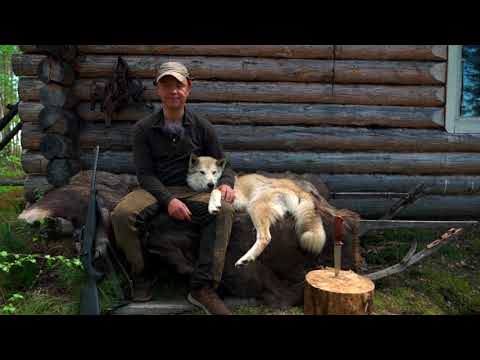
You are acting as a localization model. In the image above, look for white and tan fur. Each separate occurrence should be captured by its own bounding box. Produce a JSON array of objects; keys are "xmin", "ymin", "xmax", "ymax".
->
[{"xmin": 187, "ymin": 154, "xmax": 326, "ymax": 267}]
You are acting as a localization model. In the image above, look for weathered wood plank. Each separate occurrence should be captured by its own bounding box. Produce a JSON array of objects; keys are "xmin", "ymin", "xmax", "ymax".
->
[
  {"xmin": 21, "ymin": 151, "xmax": 480, "ymax": 176},
  {"xmin": 20, "ymin": 78, "xmax": 445, "ymax": 107},
  {"xmin": 19, "ymin": 101, "xmax": 444, "ymax": 128},
  {"xmin": 113, "ymin": 297, "xmax": 260, "ymax": 315},
  {"xmin": 19, "ymin": 45, "xmax": 447, "ymax": 61},
  {"xmin": 21, "ymin": 122, "xmax": 480, "ymax": 153},
  {"xmin": 13, "ymin": 54, "xmax": 447, "ymax": 85}
]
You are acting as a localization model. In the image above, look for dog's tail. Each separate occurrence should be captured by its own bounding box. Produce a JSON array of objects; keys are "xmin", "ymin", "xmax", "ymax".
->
[{"xmin": 292, "ymin": 193, "xmax": 326, "ymax": 254}]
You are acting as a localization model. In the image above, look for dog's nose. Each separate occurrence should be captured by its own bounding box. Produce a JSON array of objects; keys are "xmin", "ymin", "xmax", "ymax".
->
[{"xmin": 207, "ymin": 183, "xmax": 214, "ymax": 189}]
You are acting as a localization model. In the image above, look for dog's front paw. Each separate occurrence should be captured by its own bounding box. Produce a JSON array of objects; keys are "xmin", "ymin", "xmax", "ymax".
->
[
  {"xmin": 208, "ymin": 189, "xmax": 222, "ymax": 214},
  {"xmin": 235, "ymin": 255, "xmax": 255, "ymax": 268},
  {"xmin": 208, "ymin": 200, "xmax": 222, "ymax": 215}
]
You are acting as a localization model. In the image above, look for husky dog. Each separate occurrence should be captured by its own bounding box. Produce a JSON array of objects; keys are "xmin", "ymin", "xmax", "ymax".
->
[{"xmin": 186, "ymin": 154, "xmax": 327, "ymax": 267}]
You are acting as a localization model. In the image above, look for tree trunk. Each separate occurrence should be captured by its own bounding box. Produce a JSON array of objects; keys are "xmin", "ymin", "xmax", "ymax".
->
[{"xmin": 304, "ymin": 269, "xmax": 375, "ymax": 315}]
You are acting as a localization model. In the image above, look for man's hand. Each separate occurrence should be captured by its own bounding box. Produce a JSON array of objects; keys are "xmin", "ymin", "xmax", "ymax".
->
[
  {"xmin": 217, "ymin": 184, "xmax": 235, "ymax": 203},
  {"xmin": 167, "ymin": 198, "xmax": 192, "ymax": 222}
]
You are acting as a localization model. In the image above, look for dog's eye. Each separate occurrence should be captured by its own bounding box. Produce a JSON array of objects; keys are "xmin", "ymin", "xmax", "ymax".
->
[
  {"xmin": 213, "ymin": 171, "xmax": 217, "ymax": 175},
  {"xmin": 200, "ymin": 171, "xmax": 206, "ymax": 175}
]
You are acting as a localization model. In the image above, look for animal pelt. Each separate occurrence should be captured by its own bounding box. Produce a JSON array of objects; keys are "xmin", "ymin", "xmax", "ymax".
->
[
  {"xmin": 18, "ymin": 170, "xmax": 361, "ymax": 308},
  {"xmin": 147, "ymin": 199, "xmax": 361, "ymax": 308},
  {"xmin": 19, "ymin": 170, "xmax": 138, "ymax": 229}
]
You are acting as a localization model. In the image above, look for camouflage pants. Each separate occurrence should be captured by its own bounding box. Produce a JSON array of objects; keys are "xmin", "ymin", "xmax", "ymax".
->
[{"xmin": 111, "ymin": 187, "xmax": 234, "ymax": 290}]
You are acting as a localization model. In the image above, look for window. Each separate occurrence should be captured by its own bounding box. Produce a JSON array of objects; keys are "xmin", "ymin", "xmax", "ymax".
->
[{"xmin": 446, "ymin": 45, "xmax": 480, "ymax": 133}]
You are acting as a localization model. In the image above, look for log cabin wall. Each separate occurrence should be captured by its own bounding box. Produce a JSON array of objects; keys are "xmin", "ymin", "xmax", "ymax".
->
[{"xmin": 13, "ymin": 45, "xmax": 480, "ymax": 220}]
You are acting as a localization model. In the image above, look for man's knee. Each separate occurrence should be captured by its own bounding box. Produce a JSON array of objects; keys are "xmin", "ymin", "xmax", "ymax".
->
[{"xmin": 111, "ymin": 203, "xmax": 135, "ymax": 228}]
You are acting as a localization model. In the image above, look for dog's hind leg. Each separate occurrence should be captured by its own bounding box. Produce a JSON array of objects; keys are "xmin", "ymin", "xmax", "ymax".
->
[{"xmin": 235, "ymin": 198, "xmax": 284, "ymax": 267}]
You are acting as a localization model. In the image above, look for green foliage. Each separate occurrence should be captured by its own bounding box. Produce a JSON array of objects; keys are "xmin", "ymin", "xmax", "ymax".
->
[
  {"xmin": 0, "ymin": 45, "xmax": 21, "ymax": 157},
  {"xmin": 1, "ymin": 293, "xmax": 24, "ymax": 314},
  {"xmin": 0, "ymin": 154, "xmax": 24, "ymax": 179}
]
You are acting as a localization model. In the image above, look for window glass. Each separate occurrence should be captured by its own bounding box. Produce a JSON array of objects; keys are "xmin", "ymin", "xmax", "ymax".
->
[{"xmin": 461, "ymin": 45, "xmax": 480, "ymax": 117}]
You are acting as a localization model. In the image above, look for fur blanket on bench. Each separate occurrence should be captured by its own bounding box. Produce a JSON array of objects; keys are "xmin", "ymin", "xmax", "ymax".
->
[{"xmin": 19, "ymin": 170, "xmax": 361, "ymax": 308}]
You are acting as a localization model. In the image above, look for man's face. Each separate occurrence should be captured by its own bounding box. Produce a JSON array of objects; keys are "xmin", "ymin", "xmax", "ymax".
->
[{"xmin": 156, "ymin": 75, "xmax": 192, "ymax": 110}]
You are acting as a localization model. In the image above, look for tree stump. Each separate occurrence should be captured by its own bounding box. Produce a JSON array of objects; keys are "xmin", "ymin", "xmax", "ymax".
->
[{"xmin": 304, "ymin": 269, "xmax": 375, "ymax": 315}]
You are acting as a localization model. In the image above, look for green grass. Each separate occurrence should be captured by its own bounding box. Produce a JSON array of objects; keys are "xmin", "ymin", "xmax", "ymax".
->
[
  {"xmin": 0, "ymin": 154, "xmax": 25, "ymax": 179},
  {"xmin": 365, "ymin": 228, "xmax": 480, "ymax": 315}
]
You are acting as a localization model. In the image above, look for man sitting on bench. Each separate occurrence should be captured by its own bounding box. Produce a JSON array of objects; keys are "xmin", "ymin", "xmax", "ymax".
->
[{"xmin": 111, "ymin": 62, "xmax": 236, "ymax": 315}]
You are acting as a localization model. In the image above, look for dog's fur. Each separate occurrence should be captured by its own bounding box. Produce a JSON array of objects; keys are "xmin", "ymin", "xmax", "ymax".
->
[{"xmin": 186, "ymin": 154, "xmax": 327, "ymax": 267}]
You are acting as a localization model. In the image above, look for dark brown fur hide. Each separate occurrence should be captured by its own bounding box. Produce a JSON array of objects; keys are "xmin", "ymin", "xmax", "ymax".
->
[{"xmin": 25, "ymin": 171, "xmax": 360, "ymax": 308}]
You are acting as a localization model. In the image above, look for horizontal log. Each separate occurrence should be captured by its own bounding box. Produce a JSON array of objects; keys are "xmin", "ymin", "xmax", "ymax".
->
[
  {"xmin": 360, "ymin": 220, "xmax": 479, "ymax": 232},
  {"xmin": 13, "ymin": 54, "xmax": 446, "ymax": 85},
  {"xmin": 20, "ymin": 151, "xmax": 480, "ymax": 176},
  {"xmin": 25, "ymin": 46, "xmax": 78, "ymax": 62},
  {"xmin": 331, "ymin": 195, "xmax": 480, "ymax": 220},
  {"xmin": 18, "ymin": 101, "xmax": 444, "ymax": 128},
  {"xmin": 20, "ymin": 123, "xmax": 480, "ymax": 153},
  {"xmin": 322, "ymin": 174, "xmax": 480, "ymax": 195},
  {"xmin": 0, "ymin": 178, "xmax": 24, "ymax": 186},
  {"xmin": 19, "ymin": 45, "xmax": 448, "ymax": 61},
  {"xmin": 20, "ymin": 45, "xmax": 335, "ymax": 59},
  {"xmin": 20, "ymin": 78, "xmax": 445, "ymax": 107},
  {"xmin": 335, "ymin": 45, "xmax": 447, "ymax": 61}
]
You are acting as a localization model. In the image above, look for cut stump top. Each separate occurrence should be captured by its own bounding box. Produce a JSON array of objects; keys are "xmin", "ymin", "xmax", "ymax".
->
[{"xmin": 306, "ymin": 268, "xmax": 375, "ymax": 294}]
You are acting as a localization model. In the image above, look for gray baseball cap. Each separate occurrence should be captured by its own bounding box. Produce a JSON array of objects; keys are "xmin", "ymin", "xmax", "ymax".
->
[{"xmin": 153, "ymin": 61, "xmax": 191, "ymax": 86}]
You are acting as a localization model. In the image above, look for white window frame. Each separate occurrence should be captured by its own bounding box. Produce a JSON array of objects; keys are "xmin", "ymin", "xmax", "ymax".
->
[{"xmin": 446, "ymin": 45, "xmax": 480, "ymax": 133}]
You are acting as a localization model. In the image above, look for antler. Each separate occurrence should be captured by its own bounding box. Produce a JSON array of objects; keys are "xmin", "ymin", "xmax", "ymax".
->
[{"xmin": 364, "ymin": 228, "xmax": 464, "ymax": 281}]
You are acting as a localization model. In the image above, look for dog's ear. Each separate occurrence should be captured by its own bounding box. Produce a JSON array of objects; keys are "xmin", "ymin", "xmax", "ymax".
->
[
  {"xmin": 189, "ymin": 153, "xmax": 199, "ymax": 168},
  {"xmin": 216, "ymin": 158, "xmax": 226, "ymax": 170}
]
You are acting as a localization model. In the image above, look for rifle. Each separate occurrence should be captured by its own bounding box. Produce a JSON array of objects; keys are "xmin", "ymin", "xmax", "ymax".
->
[{"xmin": 79, "ymin": 145, "xmax": 104, "ymax": 315}]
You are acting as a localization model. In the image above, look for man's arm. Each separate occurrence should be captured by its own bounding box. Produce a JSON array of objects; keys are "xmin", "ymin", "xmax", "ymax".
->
[{"xmin": 133, "ymin": 124, "xmax": 174, "ymax": 210}]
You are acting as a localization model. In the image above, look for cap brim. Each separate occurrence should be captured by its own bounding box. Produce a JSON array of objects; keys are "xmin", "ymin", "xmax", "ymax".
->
[{"xmin": 154, "ymin": 71, "xmax": 188, "ymax": 85}]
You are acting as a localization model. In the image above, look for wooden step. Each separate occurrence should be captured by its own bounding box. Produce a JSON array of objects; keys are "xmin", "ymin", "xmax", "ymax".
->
[{"xmin": 113, "ymin": 297, "xmax": 260, "ymax": 315}]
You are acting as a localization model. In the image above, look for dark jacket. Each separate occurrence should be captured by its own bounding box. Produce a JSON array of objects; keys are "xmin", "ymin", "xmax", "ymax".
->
[{"xmin": 132, "ymin": 106, "xmax": 236, "ymax": 210}]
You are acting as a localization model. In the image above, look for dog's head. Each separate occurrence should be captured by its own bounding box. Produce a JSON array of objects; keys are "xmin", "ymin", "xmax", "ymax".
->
[{"xmin": 186, "ymin": 153, "xmax": 226, "ymax": 192}]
